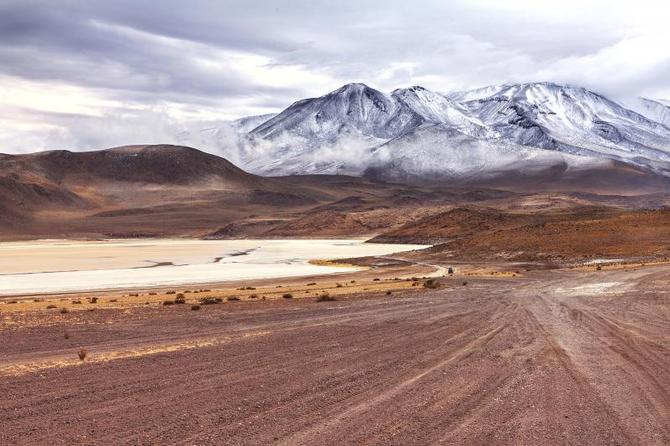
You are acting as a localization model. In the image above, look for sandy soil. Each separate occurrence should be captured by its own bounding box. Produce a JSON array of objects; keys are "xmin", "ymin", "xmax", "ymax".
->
[{"xmin": 1, "ymin": 264, "xmax": 669, "ymax": 445}]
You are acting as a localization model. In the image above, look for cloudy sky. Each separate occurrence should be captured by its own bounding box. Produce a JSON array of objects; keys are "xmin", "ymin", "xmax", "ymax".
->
[{"xmin": 1, "ymin": 0, "xmax": 669, "ymax": 153}]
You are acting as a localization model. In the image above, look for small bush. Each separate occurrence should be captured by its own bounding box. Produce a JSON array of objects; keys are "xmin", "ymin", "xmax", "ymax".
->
[
  {"xmin": 596, "ymin": 265, "xmax": 602, "ymax": 271},
  {"xmin": 200, "ymin": 297, "xmax": 222, "ymax": 305},
  {"xmin": 174, "ymin": 296, "xmax": 186, "ymax": 304},
  {"xmin": 316, "ymin": 293, "xmax": 336, "ymax": 302},
  {"xmin": 90, "ymin": 297, "xmax": 98, "ymax": 304},
  {"xmin": 462, "ymin": 281, "xmax": 468, "ymax": 286},
  {"xmin": 191, "ymin": 304, "xmax": 201, "ymax": 311},
  {"xmin": 110, "ymin": 299, "xmax": 118, "ymax": 303},
  {"xmin": 166, "ymin": 291, "xmax": 176, "ymax": 295},
  {"xmin": 77, "ymin": 348, "xmax": 87, "ymax": 361},
  {"xmin": 60, "ymin": 307, "xmax": 69, "ymax": 314},
  {"xmin": 72, "ymin": 300, "xmax": 82, "ymax": 305},
  {"xmin": 148, "ymin": 292, "xmax": 157, "ymax": 295},
  {"xmin": 282, "ymin": 293, "xmax": 293, "ymax": 299},
  {"xmin": 336, "ymin": 283, "xmax": 343, "ymax": 288},
  {"xmin": 423, "ymin": 279, "xmax": 439, "ymax": 289},
  {"xmin": 386, "ymin": 291, "xmax": 392, "ymax": 295},
  {"xmin": 249, "ymin": 294, "xmax": 258, "ymax": 299},
  {"xmin": 163, "ymin": 300, "xmax": 175, "ymax": 306},
  {"xmin": 306, "ymin": 282, "xmax": 317, "ymax": 286},
  {"xmin": 227, "ymin": 296, "xmax": 240, "ymax": 302},
  {"xmin": 46, "ymin": 304, "xmax": 57, "ymax": 309},
  {"xmin": 373, "ymin": 278, "xmax": 380, "ymax": 281},
  {"xmin": 448, "ymin": 267, "xmax": 454, "ymax": 274}
]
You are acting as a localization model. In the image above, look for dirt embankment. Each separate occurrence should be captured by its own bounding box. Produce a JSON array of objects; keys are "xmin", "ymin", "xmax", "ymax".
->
[{"xmin": 371, "ymin": 206, "xmax": 670, "ymax": 262}]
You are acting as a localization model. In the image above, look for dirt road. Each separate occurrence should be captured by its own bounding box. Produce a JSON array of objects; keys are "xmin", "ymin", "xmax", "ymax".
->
[{"xmin": 1, "ymin": 266, "xmax": 669, "ymax": 445}]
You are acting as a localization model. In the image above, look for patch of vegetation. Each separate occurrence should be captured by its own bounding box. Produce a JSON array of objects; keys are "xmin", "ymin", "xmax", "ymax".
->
[
  {"xmin": 423, "ymin": 279, "xmax": 439, "ymax": 289},
  {"xmin": 72, "ymin": 300, "xmax": 82, "ymax": 305},
  {"xmin": 77, "ymin": 348, "xmax": 87, "ymax": 361},
  {"xmin": 306, "ymin": 282, "xmax": 317, "ymax": 286},
  {"xmin": 448, "ymin": 267, "xmax": 454, "ymax": 274},
  {"xmin": 110, "ymin": 299, "xmax": 118, "ymax": 303},
  {"xmin": 316, "ymin": 293, "xmax": 336, "ymax": 302},
  {"xmin": 462, "ymin": 281, "xmax": 468, "ymax": 286},
  {"xmin": 46, "ymin": 304, "xmax": 57, "ymax": 309},
  {"xmin": 386, "ymin": 291, "xmax": 392, "ymax": 295},
  {"xmin": 227, "ymin": 296, "xmax": 240, "ymax": 302},
  {"xmin": 166, "ymin": 291, "xmax": 176, "ymax": 295},
  {"xmin": 163, "ymin": 300, "xmax": 175, "ymax": 306},
  {"xmin": 89, "ymin": 297, "xmax": 98, "ymax": 304},
  {"xmin": 373, "ymin": 278, "xmax": 380, "ymax": 281},
  {"xmin": 282, "ymin": 293, "xmax": 293, "ymax": 299},
  {"xmin": 200, "ymin": 297, "xmax": 223, "ymax": 305},
  {"xmin": 174, "ymin": 295, "xmax": 186, "ymax": 304},
  {"xmin": 191, "ymin": 304, "xmax": 201, "ymax": 311},
  {"xmin": 60, "ymin": 307, "xmax": 69, "ymax": 314},
  {"xmin": 249, "ymin": 294, "xmax": 258, "ymax": 299}
]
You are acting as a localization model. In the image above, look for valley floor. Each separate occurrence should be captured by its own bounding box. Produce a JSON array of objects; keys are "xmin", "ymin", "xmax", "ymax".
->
[{"xmin": 1, "ymin": 263, "xmax": 669, "ymax": 445}]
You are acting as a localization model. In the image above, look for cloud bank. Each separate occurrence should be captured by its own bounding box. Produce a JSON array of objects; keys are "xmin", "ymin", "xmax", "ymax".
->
[{"xmin": 0, "ymin": 0, "xmax": 668, "ymax": 154}]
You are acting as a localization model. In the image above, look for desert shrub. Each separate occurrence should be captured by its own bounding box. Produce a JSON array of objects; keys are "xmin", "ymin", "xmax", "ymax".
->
[
  {"xmin": 77, "ymin": 348, "xmax": 87, "ymax": 361},
  {"xmin": 60, "ymin": 307, "xmax": 69, "ymax": 314},
  {"xmin": 174, "ymin": 295, "xmax": 186, "ymax": 304},
  {"xmin": 64, "ymin": 332, "xmax": 70, "ymax": 339},
  {"xmin": 72, "ymin": 300, "xmax": 82, "ymax": 305},
  {"xmin": 200, "ymin": 297, "xmax": 222, "ymax": 305},
  {"xmin": 163, "ymin": 300, "xmax": 175, "ymax": 306},
  {"xmin": 350, "ymin": 280, "xmax": 356, "ymax": 283},
  {"xmin": 316, "ymin": 293, "xmax": 336, "ymax": 302},
  {"xmin": 90, "ymin": 297, "xmax": 98, "ymax": 304},
  {"xmin": 46, "ymin": 304, "xmax": 57, "ymax": 309},
  {"xmin": 373, "ymin": 278, "xmax": 380, "ymax": 281},
  {"xmin": 596, "ymin": 265, "xmax": 602, "ymax": 271},
  {"xmin": 462, "ymin": 281, "xmax": 468, "ymax": 286},
  {"xmin": 249, "ymin": 294, "xmax": 258, "ymax": 299},
  {"xmin": 282, "ymin": 293, "xmax": 293, "ymax": 299},
  {"xmin": 148, "ymin": 292, "xmax": 157, "ymax": 296},
  {"xmin": 423, "ymin": 279, "xmax": 439, "ymax": 289},
  {"xmin": 166, "ymin": 290, "xmax": 176, "ymax": 295},
  {"xmin": 386, "ymin": 291, "xmax": 392, "ymax": 295},
  {"xmin": 227, "ymin": 296, "xmax": 240, "ymax": 302},
  {"xmin": 191, "ymin": 304, "xmax": 201, "ymax": 311},
  {"xmin": 336, "ymin": 283, "xmax": 343, "ymax": 288},
  {"xmin": 448, "ymin": 267, "xmax": 454, "ymax": 274},
  {"xmin": 245, "ymin": 286, "xmax": 255, "ymax": 290},
  {"xmin": 307, "ymin": 282, "xmax": 317, "ymax": 286}
]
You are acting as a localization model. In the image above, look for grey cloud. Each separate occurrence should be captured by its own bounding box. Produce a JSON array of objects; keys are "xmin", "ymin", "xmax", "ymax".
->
[{"xmin": 0, "ymin": 0, "xmax": 668, "ymax": 154}]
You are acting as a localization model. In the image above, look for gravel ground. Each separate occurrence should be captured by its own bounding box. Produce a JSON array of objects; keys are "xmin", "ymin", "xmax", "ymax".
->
[{"xmin": 1, "ymin": 266, "xmax": 669, "ymax": 445}]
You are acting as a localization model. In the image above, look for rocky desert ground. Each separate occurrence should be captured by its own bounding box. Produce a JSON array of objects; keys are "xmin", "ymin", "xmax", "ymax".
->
[
  {"xmin": 2, "ymin": 145, "xmax": 670, "ymax": 445},
  {"xmin": 1, "ymin": 260, "xmax": 669, "ymax": 445}
]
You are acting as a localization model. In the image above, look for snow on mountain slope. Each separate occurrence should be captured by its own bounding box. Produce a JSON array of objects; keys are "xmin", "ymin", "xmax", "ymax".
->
[
  {"xmin": 453, "ymin": 83, "xmax": 670, "ymax": 172},
  {"xmin": 630, "ymin": 98, "xmax": 670, "ymax": 128},
  {"xmin": 185, "ymin": 82, "xmax": 670, "ymax": 183}
]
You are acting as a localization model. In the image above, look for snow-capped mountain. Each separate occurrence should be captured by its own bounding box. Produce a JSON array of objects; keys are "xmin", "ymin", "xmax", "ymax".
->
[{"xmin": 187, "ymin": 82, "xmax": 670, "ymax": 183}]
